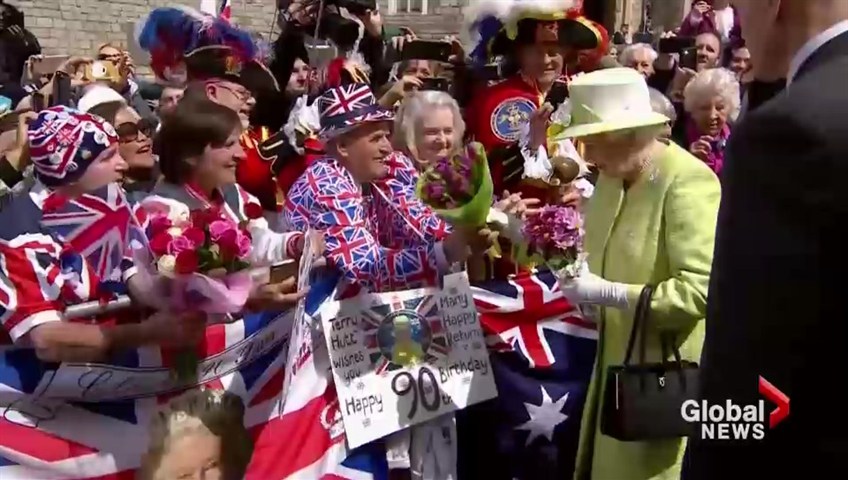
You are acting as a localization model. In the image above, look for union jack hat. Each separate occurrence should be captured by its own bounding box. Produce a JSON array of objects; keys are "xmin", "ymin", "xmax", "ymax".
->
[
  {"xmin": 316, "ymin": 83, "xmax": 394, "ymax": 140},
  {"xmin": 27, "ymin": 106, "xmax": 119, "ymax": 187}
]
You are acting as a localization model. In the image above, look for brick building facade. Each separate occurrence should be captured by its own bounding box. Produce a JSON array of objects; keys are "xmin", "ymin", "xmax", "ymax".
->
[{"xmin": 7, "ymin": 0, "xmax": 688, "ymax": 62}]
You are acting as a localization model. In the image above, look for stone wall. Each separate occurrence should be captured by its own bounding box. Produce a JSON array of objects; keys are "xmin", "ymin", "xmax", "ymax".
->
[{"xmin": 6, "ymin": 0, "xmax": 281, "ymax": 58}]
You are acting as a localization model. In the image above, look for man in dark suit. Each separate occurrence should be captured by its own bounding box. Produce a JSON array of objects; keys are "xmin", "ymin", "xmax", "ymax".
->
[{"xmin": 685, "ymin": 1, "xmax": 848, "ymax": 479}]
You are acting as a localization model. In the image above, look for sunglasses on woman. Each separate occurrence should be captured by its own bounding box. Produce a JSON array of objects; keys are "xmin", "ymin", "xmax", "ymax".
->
[{"xmin": 115, "ymin": 118, "xmax": 155, "ymax": 143}]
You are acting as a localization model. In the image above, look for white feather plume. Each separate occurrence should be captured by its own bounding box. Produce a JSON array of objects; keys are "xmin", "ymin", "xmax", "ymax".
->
[{"xmin": 462, "ymin": 0, "xmax": 578, "ymax": 59}]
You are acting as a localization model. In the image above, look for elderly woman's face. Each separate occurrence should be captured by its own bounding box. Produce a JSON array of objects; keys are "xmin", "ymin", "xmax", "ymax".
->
[
  {"xmin": 580, "ymin": 131, "xmax": 652, "ymax": 179},
  {"xmin": 417, "ymin": 106, "xmax": 455, "ymax": 165},
  {"xmin": 156, "ymin": 430, "xmax": 223, "ymax": 480},
  {"xmin": 692, "ymin": 94, "xmax": 729, "ymax": 137}
]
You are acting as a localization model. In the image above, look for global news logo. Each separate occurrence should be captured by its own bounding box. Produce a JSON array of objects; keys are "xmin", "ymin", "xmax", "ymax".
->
[{"xmin": 681, "ymin": 376, "xmax": 790, "ymax": 440}]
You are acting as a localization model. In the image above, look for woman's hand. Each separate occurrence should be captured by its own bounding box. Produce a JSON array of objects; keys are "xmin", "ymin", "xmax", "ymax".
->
[
  {"xmin": 145, "ymin": 311, "xmax": 207, "ymax": 348},
  {"xmin": 246, "ymin": 277, "xmax": 308, "ymax": 311},
  {"xmin": 379, "ymin": 75, "xmax": 422, "ymax": 107},
  {"xmin": 494, "ymin": 191, "xmax": 541, "ymax": 220},
  {"xmin": 667, "ymin": 67, "xmax": 697, "ymax": 103},
  {"xmin": 689, "ymin": 136, "xmax": 713, "ymax": 162},
  {"xmin": 529, "ymin": 103, "xmax": 554, "ymax": 151},
  {"xmin": 557, "ymin": 264, "xmax": 631, "ymax": 310}
]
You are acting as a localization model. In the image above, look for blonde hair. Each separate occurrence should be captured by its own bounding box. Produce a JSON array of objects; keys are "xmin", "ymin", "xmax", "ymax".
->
[
  {"xmin": 683, "ymin": 68, "xmax": 741, "ymax": 119},
  {"xmin": 139, "ymin": 389, "xmax": 253, "ymax": 480},
  {"xmin": 393, "ymin": 90, "xmax": 465, "ymax": 161}
]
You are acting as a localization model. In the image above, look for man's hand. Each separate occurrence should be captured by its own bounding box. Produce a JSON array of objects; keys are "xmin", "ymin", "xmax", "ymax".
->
[
  {"xmin": 529, "ymin": 103, "xmax": 554, "ymax": 150},
  {"xmin": 690, "ymin": 136, "xmax": 713, "ymax": 161},
  {"xmin": 692, "ymin": 0, "xmax": 711, "ymax": 15},
  {"xmin": 357, "ymin": 9, "xmax": 383, "ymax": 38},
  {"xmin": 554, "ymin": 182, "xmax": 583, "ymax": 207},
  {"xmin": 145, "ymin": 311, "xmax": 207, "ymax": 348},
  {"xmin": 247, "ymin": 277, "xmax": 308, "ymax": 311},
  {"xmin": 4, "ymin": 111, "xmax": 37, "ymax": 170}
]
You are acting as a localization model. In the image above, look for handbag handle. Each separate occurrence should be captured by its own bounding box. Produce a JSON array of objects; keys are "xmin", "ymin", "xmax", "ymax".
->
[
  {"xmin": 622, "ymin": 285, "xmax": 654, "ymax": 367},
  {"xmin": 660, "ymin": 333, "xmax": 690, "ymax": 389}
]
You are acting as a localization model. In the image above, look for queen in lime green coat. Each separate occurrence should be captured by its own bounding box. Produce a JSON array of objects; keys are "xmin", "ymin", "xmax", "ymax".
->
[
  {"xmin": 567, "ymin": 136, "xmax": 720, "ymax": 480},
  {"xmin": 547, "ymin": 67, "xmax": 720, "ymax": 479}
]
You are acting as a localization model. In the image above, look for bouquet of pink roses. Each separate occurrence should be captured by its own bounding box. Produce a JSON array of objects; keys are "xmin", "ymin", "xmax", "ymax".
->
[
  {"xmin": 518, "ymin": 204, "xmax": 587, "ymax": 279},
  {"xmin": 140, "ymin": 203, "xmax": 262, "ymax": 380}
]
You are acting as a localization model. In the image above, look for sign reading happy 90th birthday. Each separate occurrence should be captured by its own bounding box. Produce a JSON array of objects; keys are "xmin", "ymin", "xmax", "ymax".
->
[{"xmin": 318, "ymin": 272, "xmax": 497, "ymax": 448}]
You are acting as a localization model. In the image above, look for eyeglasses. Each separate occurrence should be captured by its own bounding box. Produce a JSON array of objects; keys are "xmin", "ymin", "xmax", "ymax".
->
[
  {"xmin": 211, "ymin": 82, "xmax": 252, "ymax": 102},
  {"xmin": 115, "ymin": 118, "xmax": 155, "ymax": 143}
]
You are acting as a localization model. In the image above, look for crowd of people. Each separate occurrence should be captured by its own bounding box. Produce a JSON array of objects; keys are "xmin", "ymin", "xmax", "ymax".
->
[{"xmin": 0, "ymin": 0, "xmax": 847, "ymax": 478}]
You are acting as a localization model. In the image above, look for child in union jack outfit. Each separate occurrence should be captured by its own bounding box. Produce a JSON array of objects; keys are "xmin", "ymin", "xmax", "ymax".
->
[{"xmin": 0, "ymin": 106, "xmax": 204, "ymax": 359}]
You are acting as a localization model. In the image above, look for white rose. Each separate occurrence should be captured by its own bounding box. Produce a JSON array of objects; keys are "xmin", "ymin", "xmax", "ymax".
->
[
  {"xmin": 168, "ymin": 205, "xmax": 190, "ymax": 224},
  {"xmin": 157, "ymin": 254, "xmax": 177, "ymax": 276},
  {"xmin": 167, "ymin": 227, "xmax": 183, "ymax": 237}
]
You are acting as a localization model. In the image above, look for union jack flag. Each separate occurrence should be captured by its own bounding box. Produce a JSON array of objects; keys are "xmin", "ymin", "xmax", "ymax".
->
[
  {"xmin": 40, "ymin": 184, "xmax": 136, "ymax": 284},
  {"xmin": 0, "ymin": 309, "xmax": 300, "ymax": 479},
  {"xmin": 316, "ymin": 84, "xmax": 376, "ymax": 118}
]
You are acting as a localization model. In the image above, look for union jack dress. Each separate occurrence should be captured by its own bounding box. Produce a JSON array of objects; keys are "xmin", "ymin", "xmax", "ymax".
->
[{"xmin": 283, "ymin": 155, "xmax": 451, "ymax": 293}]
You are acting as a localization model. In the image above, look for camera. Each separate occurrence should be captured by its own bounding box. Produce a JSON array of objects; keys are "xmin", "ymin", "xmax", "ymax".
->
[{"xmin": 278, "ymin": 0, "xmax": 376, "ymax": 51}]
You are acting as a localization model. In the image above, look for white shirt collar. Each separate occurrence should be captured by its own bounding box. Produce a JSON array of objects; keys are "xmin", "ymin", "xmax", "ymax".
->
[{"xmin": 788, "ymin": 19, "xmax": 848, "ymax": 85}]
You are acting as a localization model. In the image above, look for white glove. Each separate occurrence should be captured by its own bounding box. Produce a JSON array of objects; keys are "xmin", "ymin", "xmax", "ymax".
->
[{"xmin": 557, "ymin": 263, "xmax": 631, "ymax": 310}]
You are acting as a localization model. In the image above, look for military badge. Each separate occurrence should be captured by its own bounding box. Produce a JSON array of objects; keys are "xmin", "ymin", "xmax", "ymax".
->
[{"xmin": 490, "ymin": 97, "xmax": 536, "ymax": 142}]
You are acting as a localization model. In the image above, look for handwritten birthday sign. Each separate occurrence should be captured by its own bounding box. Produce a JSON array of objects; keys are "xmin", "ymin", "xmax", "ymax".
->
[{"xmin": 318, "ymin": 272, "xmax": 497, "ymax": 448}]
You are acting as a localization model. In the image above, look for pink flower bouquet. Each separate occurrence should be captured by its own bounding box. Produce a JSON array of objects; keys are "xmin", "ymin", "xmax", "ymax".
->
[{"xmin": 518, "ymin": 204, "xmax": 587, "ymax": 279}]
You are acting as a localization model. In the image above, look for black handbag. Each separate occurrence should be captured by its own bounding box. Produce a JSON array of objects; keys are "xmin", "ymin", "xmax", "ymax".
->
[{"xmin": 600, "ymin": 285, "xmax": 700, "ymax": 441}]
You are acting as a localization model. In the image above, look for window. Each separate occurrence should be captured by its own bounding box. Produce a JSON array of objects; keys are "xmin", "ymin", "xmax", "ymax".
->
[{"xmin": 387, "ymin": 0, "xmax": 429, "ymax": 14}]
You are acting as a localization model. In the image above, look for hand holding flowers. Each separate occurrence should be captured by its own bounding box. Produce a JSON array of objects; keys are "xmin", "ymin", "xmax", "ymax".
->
[{"xmin": 518, "ymin": 204, "xmax": 587, "ymax": 279}]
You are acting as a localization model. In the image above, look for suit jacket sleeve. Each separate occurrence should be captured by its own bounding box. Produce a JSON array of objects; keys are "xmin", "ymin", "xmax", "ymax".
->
[{"xmin": 646, "ymin": 163, "xmax": 720, "ymax": 331}]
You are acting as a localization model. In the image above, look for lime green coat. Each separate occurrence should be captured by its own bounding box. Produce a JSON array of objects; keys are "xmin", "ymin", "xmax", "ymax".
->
[{"xmin": 574, "ymin": 142, "xmax": 721, "ymax": 480}]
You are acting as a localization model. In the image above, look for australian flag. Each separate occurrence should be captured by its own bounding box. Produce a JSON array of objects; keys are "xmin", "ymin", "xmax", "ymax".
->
[{"xmin": 458, "ymin": 270, "xmax": 598, "ymax": 479}]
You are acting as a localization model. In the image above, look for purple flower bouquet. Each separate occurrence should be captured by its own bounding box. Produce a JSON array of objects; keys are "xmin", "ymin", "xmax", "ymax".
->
[
  {"xmin": 417, "ymin": 143, "xmax": 494, "ymax": 227},
  {"xmin": 519, "ymin": 205, "xmax": 587, "ymax": 278}
]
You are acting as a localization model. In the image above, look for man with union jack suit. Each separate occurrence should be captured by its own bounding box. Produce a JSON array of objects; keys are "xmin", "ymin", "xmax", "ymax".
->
[
  {"xmin": 0, "ymin": 106, "xmax": 203, "ymax": 359},
  {"xmin": 283, "ymin": 83, "xmax": 480, "ymax": 295}
]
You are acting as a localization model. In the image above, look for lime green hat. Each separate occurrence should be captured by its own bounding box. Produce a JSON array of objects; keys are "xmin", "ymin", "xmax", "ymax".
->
[{"xmin": 553, "ymin": 67, "xmax": 669, "ymax": 140}]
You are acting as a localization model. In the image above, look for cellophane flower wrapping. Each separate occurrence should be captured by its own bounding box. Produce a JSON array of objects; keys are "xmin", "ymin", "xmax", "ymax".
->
[
  {"xmin": 517, "ymin": 204, "xmax": 587, "ymax": 279},
  {"xmin": 139, "ymin": 203, "xmax": 263, "ymax": 382},
  {"xmin": 416, "ymin": 142, "xmax": 494, "ymax": 227}
]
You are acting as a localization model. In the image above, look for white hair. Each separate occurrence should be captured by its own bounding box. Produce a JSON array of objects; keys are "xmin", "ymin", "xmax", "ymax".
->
[
  {"xmin": 393, "ymin": 90, "xmax": 465, "ymax": 160},
  {"xmin": 618, "ymin": 43, "xmax": 658, "ymax": 68},
  {"xmin": 683, "ymin": 68, "xmax": 741, "ymax": 119}
]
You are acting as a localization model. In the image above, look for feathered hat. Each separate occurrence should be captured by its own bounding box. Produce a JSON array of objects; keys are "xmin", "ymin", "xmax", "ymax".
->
[
  {"xmin": 463, "ymin": 0, "xmax": 604, "ymax": 64},
  {"xmin": 136, "ymin": 6, "xmax": 257, "ymax": 85}
]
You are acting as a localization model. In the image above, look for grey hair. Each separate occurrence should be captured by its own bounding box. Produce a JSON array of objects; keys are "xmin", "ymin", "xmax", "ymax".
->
[
  {"xmin": 683, "ymin": 67, "xmax": 741, "ymax": 119},
  {"xmin": 618, "ymin": 43, "xmax": 658, "ymax": 68},
  {"xmin": 648, "ymin": 87, "xmax": 677, "ymax": 124},
  {"xmin": 393, "ymin": 90, "xmax": 465, "ymax": 160}
]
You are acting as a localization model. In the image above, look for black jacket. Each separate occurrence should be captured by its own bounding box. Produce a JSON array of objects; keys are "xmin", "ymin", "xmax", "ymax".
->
[{"xmin": 685, "ymin": 30, "xmax": 848, "ymax": 479}]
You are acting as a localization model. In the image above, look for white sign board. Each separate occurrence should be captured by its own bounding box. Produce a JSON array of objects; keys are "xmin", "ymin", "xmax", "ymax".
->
[{"xmin": 319, "ymin": 272, "xmax": 497, "ymax": 449}]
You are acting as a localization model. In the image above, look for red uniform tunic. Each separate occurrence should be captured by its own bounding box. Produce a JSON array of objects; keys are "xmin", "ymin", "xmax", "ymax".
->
[{"xmin": 236, "ymin": 126, "xmax": 281, "ymax": 214}]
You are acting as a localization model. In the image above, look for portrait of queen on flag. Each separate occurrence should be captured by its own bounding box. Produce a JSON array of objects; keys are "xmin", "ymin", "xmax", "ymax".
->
[{"xmin": 0, "ymin": 0, "xmax": 605, "ymax": 479}]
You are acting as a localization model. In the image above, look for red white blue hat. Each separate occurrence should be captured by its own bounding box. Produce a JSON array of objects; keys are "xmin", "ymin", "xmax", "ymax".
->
[
  {"xmin": 316, "ymin": 83, "xmax": 394, "ymax": 140},
  {"xmin": 28, "ymin": 106, "xmax": 119, "ymax": 187}
]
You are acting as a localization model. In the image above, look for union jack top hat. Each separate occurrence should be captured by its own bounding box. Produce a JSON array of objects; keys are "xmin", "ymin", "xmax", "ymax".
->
[{"xmin": 316, "ymin": 83, "xmax": 394, "ymax": 140}]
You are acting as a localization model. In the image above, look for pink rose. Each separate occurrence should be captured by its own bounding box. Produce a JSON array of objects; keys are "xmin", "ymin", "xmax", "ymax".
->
[
  {"xmin": 148, "ymin": 214, "xmax": 172, "ymax": 239},
  {"xmin": 167, "ymin": 235, "xmax": 195, "ymax": 256},
  {"xmin": 236, "ymin": 231, "xmax": 251, "ymax": 259},
  {"xmin": 209, "ymin": 219, "xmax": 236, "ymax": 242}
]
